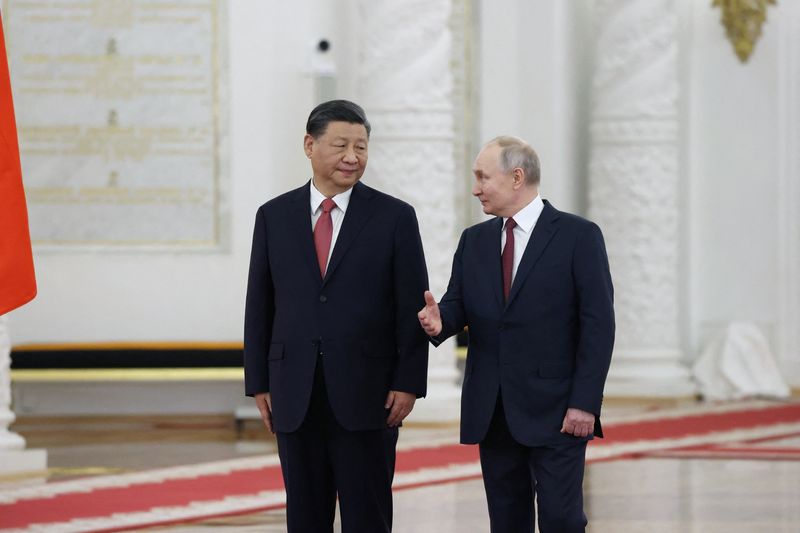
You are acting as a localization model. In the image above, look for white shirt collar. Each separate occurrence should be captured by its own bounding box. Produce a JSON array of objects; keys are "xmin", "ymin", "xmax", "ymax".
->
[
  {"xmin": 310, "ymin": 179, "xmax": 353, "ymax": 214},
  {"xmin": 504, "ymin": 195, "xmax": 544, "ymax": 233}
]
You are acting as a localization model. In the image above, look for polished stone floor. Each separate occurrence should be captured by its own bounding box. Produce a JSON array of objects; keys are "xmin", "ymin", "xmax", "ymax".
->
[
  {"xmin": 6, "ymin": 405, "xmax": 800, "ymax": 532},
  {"xmin": 149, "ymin": 445, "xmax": 800, "ymax": 533}
]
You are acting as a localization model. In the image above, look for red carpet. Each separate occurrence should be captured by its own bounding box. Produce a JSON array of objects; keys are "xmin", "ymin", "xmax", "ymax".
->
[
  {"xmin": 643, "ymin": 431, "xmax": 800, "ymax": 461},
  {"xmin": 1, "ymin": 400, "xmax": 799, "ymax": 532}
]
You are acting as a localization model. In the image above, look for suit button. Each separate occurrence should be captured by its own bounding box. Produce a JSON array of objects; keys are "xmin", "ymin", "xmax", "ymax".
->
[
  {"xmin": 319, "ymin": 295, "xmax": 327, "ymax": 303},
  {"xmin": 498, "ymin": 324, "xmax": 505, "ymax": 331}
]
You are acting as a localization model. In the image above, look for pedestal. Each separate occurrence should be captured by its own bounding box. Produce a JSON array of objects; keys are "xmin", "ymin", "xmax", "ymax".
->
[{"xmin": 0, "ymin": 316, "xmax": 47, "ymax": 474}]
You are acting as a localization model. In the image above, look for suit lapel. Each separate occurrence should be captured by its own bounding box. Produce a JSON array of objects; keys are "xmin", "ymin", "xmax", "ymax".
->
[
  {"xmin": 479, "ymin": 217, "xmax": 505, "ymax": 310},
  {"xmin": 288, "ymin": 183, "xmax": 322, "ymax": 283},
  {"xmin": 322, "ymin": 181, "xmax": 374, "ymax": 286},
  {"xmin": 506, "ymin": 201, "xmax": 560, "ymax": 308}
]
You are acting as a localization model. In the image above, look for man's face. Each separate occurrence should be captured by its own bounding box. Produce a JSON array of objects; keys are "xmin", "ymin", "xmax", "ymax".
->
[
  {"xmin": 304, "ymin": 121, "xmax": 368, "ymax": 196},
  {"xmin": 472, "ymin": 144, "xmax": 516, "ymax": 217}
]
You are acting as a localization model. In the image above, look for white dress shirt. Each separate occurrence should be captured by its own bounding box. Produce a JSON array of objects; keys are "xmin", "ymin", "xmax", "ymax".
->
[
  {"xmin": 501, "ymin": 195, "xmax": 544, "ymax": 283},
  {"xmin": 310, "ymin": 179, "xmax": 353, "ymax": 267}
]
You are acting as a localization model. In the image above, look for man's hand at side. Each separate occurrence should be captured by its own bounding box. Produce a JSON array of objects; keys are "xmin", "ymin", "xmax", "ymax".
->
[
  {"xmin": 417, "ymin": 290, "xmax": 442, "ymax": 337},
  {"xmin": 560, "ymin": 407, "xmax": 595, "ymax": 438},
  {"xmin": 385, "ymin": 390, "xmax": 416, "ymax": 427},
  {"xmin": 254, "ymin": 392, "xmax": 273, "ymax": 433}
]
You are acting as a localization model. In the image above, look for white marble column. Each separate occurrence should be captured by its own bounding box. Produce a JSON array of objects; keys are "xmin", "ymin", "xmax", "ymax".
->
[
  {"xmin": 588, "ymin": 0, "xmax": 695, "ymax": 397},
  {"xmin": 0, "ymin": 316, "xmax": 47, "ymax": 474},
  {"xmin": 357, "ymin": 0, "xmax": 461, "ymax": 421}
]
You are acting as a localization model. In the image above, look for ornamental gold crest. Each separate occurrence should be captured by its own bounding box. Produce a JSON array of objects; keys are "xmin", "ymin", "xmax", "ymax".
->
[{"xmin": 713, "ymin": 0, "xmax": 776, "ymax": 62}]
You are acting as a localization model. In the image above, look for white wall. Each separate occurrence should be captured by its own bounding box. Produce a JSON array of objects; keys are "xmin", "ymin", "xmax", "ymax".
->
[
  {"xmin": 686, "ymin": 2, "xmax": 782, "ymax": 366},
  {"xmin": 10, "ymin": 0, "xmax": 596, "ymax": 347},
  {"xmin": 6, "ymin": 0, "xmax": 797, "ymax": 391},
  {"xmin": 7, "ymin": 2, "xmax": 323, "ymax": 347},
  {"xmin": 776, "ymin": 3, "xmax": 800, "ymax": 386},
  {"xmin": 476, "ymin": 0, "xmax": 592, "ymax": 220}
]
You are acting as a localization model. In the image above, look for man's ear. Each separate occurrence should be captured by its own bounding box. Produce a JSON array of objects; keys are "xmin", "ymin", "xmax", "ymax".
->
[
  {"xmin": 303, "ymin": 134, "xmax": 314, "ymax": 158},
  {"xmin": 512, "ymin": 167, "xmax": 525, "ymax": 188}
]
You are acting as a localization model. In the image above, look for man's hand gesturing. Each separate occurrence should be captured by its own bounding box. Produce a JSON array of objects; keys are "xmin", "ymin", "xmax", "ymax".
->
[{"xmin": 417, "ymin": 290, "xmax": 442, "ymax": 337}]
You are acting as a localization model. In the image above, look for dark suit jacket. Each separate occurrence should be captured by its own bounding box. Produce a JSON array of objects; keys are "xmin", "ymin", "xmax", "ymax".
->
[
  {"xmin": 436, "ymin": 200, "xmax": 614, "ymax": 446},
  {"xmin": 244, "ymin": 181, "xmax": 429, "ymax": 433}
]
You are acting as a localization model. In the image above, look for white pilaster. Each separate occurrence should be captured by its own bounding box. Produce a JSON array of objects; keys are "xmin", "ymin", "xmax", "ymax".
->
[
  {"xmin": 0, "ymin": 316, "xmax": 47, "ymax": 474},
  {"xmin": 357, "ymin": 0, "xmax": 461, "ymax": 421},
  {"xmin": 778, "ymin": 2, "xmax": 800, "ymax": 387},
  {"xmin": 588, "ymin": 0, "xmax": 695, "ymax": 397}
]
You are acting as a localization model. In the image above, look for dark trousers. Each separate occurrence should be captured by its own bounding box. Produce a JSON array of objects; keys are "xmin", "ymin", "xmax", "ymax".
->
[
  {"xmin": 479, "ymin": 395, "xmax": 588, "ymax": 533},
  {"xmin": 276, "ymin": 356, "xmax": 399, "ymax": 533}
]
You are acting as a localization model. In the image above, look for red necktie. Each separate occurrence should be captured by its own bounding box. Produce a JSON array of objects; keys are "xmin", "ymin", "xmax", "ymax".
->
[
  {"xmin": 314, "ymin": 198, "xmax": 336, "ymax": 276},
  {"xmin": 502, "ymin": 218, "xmax": 516, "ymax": 301}
]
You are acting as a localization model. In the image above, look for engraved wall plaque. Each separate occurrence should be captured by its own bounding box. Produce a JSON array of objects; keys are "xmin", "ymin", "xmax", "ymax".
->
[{"xmin": 4, "ymin": 0, "xmax": 227, "ymax": 248}]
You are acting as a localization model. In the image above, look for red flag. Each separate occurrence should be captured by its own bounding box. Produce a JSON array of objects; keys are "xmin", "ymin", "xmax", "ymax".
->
[{"xmin": 0, "ymin": 13, "xmax": 36, "ymax": 315}]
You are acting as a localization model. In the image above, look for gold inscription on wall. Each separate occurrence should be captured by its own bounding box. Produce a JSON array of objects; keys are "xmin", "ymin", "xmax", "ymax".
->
[{"xmin": 6, "ymin": 0, "xmax": 223, "ymax": 246}]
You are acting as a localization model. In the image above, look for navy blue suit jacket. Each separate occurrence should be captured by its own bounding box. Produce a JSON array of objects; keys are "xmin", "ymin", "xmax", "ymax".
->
[
  {"xmin": 244, "ymin": 181, "xmax": 429, "ymax": 433},
  {"xmin": 436, "ymin": 201, "xmax": 614, "ymax": 446}
]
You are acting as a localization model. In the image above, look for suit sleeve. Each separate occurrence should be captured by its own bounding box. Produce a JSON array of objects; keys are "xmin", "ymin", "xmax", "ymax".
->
[
  {"xmin": 431, "ymin": 229, "xmax": 468, "ymax": 346},
  {"xmin": 389, "ymin": 204, "xmax": 430, "ymax": 397},
  {"xmin": 568, "ymin": 222, "xmax": 615, "ymax": 416},
  {"xmin": 243, "ymin": 206, "xmax": 275, "ymax": 397}
]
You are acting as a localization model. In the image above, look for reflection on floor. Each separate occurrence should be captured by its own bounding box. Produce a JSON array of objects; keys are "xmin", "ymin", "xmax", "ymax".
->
[{"xmin": 5, "ymin": 401, "xmax": 800, "ymax": 532}]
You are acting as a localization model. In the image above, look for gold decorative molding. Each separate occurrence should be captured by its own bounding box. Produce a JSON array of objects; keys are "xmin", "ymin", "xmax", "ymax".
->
[{"xmin": 713, "ymin": 0, "xmax": 776, "ymax": 62}]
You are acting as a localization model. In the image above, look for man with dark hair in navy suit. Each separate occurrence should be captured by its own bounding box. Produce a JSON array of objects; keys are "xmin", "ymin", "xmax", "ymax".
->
[
  {"xmin": 418, "ymin": 136, "xmax": 615, "ymax": 533},
  {"xmin": 244, "ymin": 99, "xmax": 429, "ymax": 533}
]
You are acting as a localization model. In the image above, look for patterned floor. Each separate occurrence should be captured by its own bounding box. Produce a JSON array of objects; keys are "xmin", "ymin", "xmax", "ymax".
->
[{"xmin": 2, "ymin": 399, "xmax": 800, "ymax": 532}]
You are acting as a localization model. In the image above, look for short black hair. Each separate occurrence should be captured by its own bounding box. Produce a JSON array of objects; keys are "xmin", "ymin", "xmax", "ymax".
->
[{"xmin": 306, "ymin": 99, "xmax": 371, "ymax": 139}]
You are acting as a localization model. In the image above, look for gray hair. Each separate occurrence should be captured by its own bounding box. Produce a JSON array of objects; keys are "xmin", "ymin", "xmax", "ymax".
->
[{"xmin": 488, "ymin": 136, "xmax": 540, "ymax": 185}]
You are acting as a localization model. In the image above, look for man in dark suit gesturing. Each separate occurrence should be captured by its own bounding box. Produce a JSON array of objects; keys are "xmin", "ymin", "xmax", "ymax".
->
[
  {"xmin": 245, "ymin": 100, "xmax": 429, "ymax": 533},
  {"xmin": 418, "ymin": 136, "xmax": 614, "ymax": 533}
]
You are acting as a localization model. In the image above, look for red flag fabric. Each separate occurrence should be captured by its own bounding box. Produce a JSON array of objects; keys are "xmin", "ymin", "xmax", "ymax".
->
[{"xmin": 0, "ymin": 13, "xmax": 37, "ymax": 315}]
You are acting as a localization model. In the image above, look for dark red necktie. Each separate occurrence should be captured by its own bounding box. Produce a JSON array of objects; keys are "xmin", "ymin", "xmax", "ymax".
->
[
  {"xmin": 314, "ymin": 198, "xmax": 336, "ymax": 276},
  {"xmin": 502, "ymin": 218, "xmax": 516, "ymax": 301}
]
